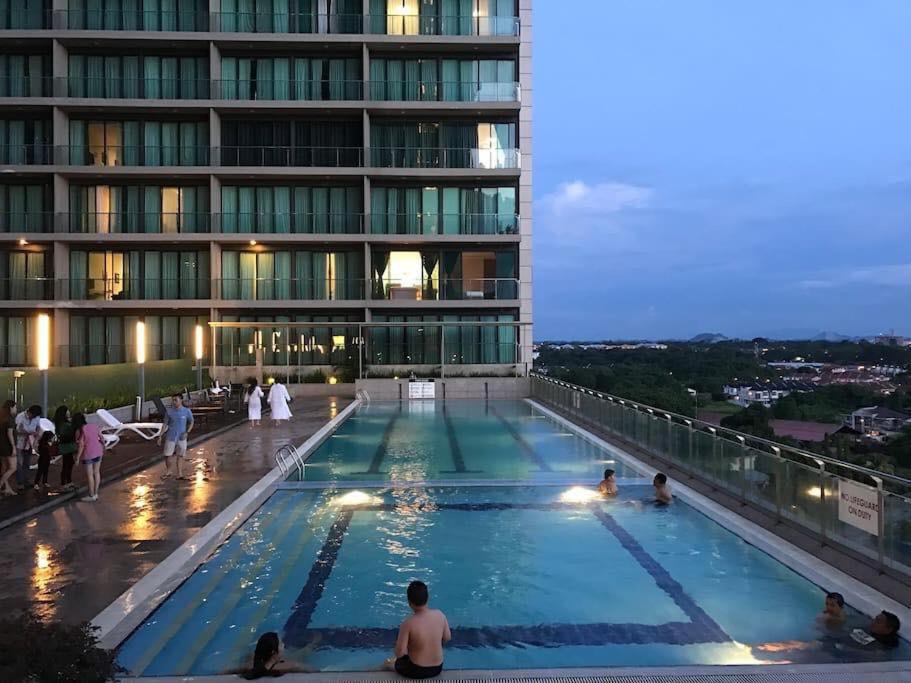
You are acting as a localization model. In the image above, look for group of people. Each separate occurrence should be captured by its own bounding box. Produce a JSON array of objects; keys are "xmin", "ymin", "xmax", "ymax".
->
[
  {"xmin": 245, "ymin": 378, "xmax": 293, "ymax": 427},
  {"xmin": 0, "ymin": 401, "xmax": 105, "ymax": 502},
  {"xmin": 239, "ymin": 581, "xmax": 450, "ymax": 680},
  {"xmin": 598, "ymin": 467, "xmax": 673, "ymax": 505}
]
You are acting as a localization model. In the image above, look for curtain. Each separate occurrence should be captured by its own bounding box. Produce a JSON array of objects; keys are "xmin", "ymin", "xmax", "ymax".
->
[
  {"xmin": 179, "ymin": 122, "xmax": 196, "ymax": 166},
  {"xmin": 144, "ymin": 57, "xmax": 161, "ymax": 99},
  {"xmin": 221, "ymin": 57, "xmax": 238, "ymax": 99},
  {"xmin": 179, "ymin": 57, "xmax": 196, "ymax": 99},
  {"xmin": 312, "ymin": 252, "xmax": 327, "ymax": 299},
  {"xmin": 88, "ymin": 316, "xmax": 105, "ymax": 365},
  {"xmin": 221, "ymin": 185, "xmax": 238, "ymax": 233},
  {"xmin": 144, "ymin": 252, "xmax": 161, "ymax": 299},
  {"xmin": 239, "ymin": 252, "xmax": 256, "ymax": 300},
  {"xmin": 86, "ymin": 56, "xmax": 104, "ymax": 98},
  {"xmin": 295, "ymin": 250, "xmax": 312, "ymax": 299},
  {"xmin": 8, "ymin": 252, "xmax": 25, "ymax": 299},
  {"xmin": 274, "ymin": 251, "xmax": 291, "ymax": 299},
  {"xmin": 404, "ymin": 188, "xmax": 420, "ymax": 234},
  {"xmin": 422, "ymin": 187, "xmax": 438, "ymax": 234},
  {"xmin": 143, "ymin": 186, "xmax": 161, "ymax": 232},
  {"xmin": 372, "ymin": 250, "xmax": 388, "ymax": 298},
  {"xmin": 107, "ymin": 317, "xmax": 124, "ymax": 363},
  {"xmin": 122, "ymin": 56, "xmax": 140, "ymax": 98},
  {"xmin": 274, "ymin": 186, "xmax": 291, "ymax": 233},
  {"xmin": 69, "ymin": 317, "xmax": 86, "ymax": 366},
  {"xmin": 221, "ymin": 251, "xmax": 239, "ymax": 298},
  {"xmin": 69, "ymin": 120, "xmax": 86, "ymax": 165},
  {"xmin": 329, "ymin": 187, "xmax": 345, "ymax": 234},
  {"xmin": 328, "ymin": 58, "xmax": 345, "ymax": 100},
  {"xmin": 239, "ymin": 187, "xmax": 255, "ymax": 233},
  {"xmin": 162, "ymin": 316, "xmax": 180, "ymax": 358},
  {"xmin": 161, "ymin": 58, "xmax": 178, "ymax": 98},
  {"xmin": 498, "ymin": 313, "xmax": 515, "ymax": 362},
  {"xmin": 255, "ymin": 186, "xmax": 273, "ymax": 233},
  {"xmin": 422, "ymin": 252, "xmax": 439, "ymax": 301},
  {"xmin": 370, "ymin": 187, "xmax": 386, "ymax": 234},
  {"xmin": 161, "ymin": 122, "xmax": 178, "ymax": 165},
  {"xmin": 105, "ymin": 56, "xmax": 122, "ymax": 98},
  {"xmin": 127, "ymin": 250, "xmax": 141, "ymax": 298},
  {"xmin": 69, "ymin": 251, "xmax": 88, "ymax": 299},
  {"xmin": 69, "ymin": 55, "xmax": 85, "ymax": 97},
  {"xmin": 274, "ymin": 58, "xmax": 290, "ymax": 100},
  {"xmin": 143, "ymin": 121, "xmax": 161, "ymax": 166},
  {"xmin": 293, "ymin": 186, "xmax": 311, "ymax": 233},
  {"xmin": 161, "ymin": 251, "xmax": 179, "ymax": 298},
  {"xmin": 312, "ymin": 187, "xmax": 328, "ymax": 233},
  {"xmin": 238, "ymin": 58, "xmax": 252, "ymax": 99}
]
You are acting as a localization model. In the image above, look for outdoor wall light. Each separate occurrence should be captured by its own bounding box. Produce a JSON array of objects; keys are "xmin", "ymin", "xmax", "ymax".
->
[{"xmin": 36, "ymin": 313, "xmax": 50, "ymax": 413}]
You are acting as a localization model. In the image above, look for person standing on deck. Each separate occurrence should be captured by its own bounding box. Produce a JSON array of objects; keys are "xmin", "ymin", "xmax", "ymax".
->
[
  {"xmin": 268, "ymin": 380, "xmax": 292, "ymax": 425},
  {"xmin": 246, "ymin": 378, "xmax": 264, "ymax": 427}
]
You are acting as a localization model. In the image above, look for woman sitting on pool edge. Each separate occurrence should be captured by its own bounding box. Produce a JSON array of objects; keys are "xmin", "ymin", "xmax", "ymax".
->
[{"xmin": 598, "ymin": 468, "xmax": 618, "ymax": 496}]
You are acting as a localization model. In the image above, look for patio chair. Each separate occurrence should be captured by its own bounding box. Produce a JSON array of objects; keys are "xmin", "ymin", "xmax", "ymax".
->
[{"xmin": 95, "ymin": 408, "xmax": 164, "ymax": 442}]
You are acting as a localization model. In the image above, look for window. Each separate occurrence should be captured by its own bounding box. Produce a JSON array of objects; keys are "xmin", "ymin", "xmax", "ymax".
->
[
  {"xmin": 220, "ymin": 250, "xmax": 362, "ymax": 300},
  {"xmin": 370, "ymin": 185, "xmax": 517, "ymax": 235},
  {"xmin": 69, "ymin": 185, "xmax": 209, "ymax": 233},
  {"xmin": 69, "ymin": 250, "xmax": 209, "ymax": 300},
  {"xmin": 0, "ymin": 184, "xmax": 51, "ymax": 233},
  {"xmin": 0, "ymin": 54, "xmax": 50, "ymax": 97},
  {"xmin": 70, "ymin": 120, "xmax": 208, "ymax": 166},
  {"xmin": 0, "ymin": 250, "xmax": 48, "ymax": 300},
  {"xmin": 69, "ymin": 315, "xmax": 207, "ymax": 366},
  {"xmin": 0, "ymin": 118, "xmax": 51, "ymax": 165},
  {"xmin": 220, "ymin": 120, "xmax": 361, "ymax": 167}
]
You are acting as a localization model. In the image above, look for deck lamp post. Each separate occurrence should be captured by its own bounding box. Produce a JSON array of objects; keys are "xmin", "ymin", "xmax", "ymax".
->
[
  {"xmin": 36, "ymin": 313, "xmax": 50, "ymax": 415},
  {"xmin": 194, "ymin": 324, "xmax": 204, "ymax": 391},
  {"xmin": 136, "ymin": 320, "xmax": 146, "ymax": 420}
]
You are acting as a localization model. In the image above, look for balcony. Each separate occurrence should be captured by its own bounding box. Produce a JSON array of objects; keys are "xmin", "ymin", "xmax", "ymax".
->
[
  {"xmin": 372, "ymin": 277, "xmax": 518, "ymax": 301},
  {"xmin": 65, "ymin": 212, "xmax": 211, "ymax": 234},
  {"xmin": 370, "ymin": 212, "xmax": 518, "ymax": 236},
  {"xmin": 215, "ymin": 146, "xmax": 363, "ymax": 167},
  {"xmin": 61, "ymin": 77, "xmax": 210, "ymax": 99},
  {"xmin": 215, "ymin": 212, "xmax": 363, "ymax": 234},
  {"xmin": 213, "ymin": 11, "xmax": 362, "ymax": 34},
  {"xmin": 54, "ymin": 9, "xmax": 208, "ymax": 31},
  {"xmin": 370, "ymin": 147, "xmax": 520, "ymax": 169},
  {"xmin": 65, "ymin": 278, "xmax": 210, "ymax": 301},
  {"xmin": 366, "ymin": 14, "xmax": 519, "ymax": 37},
  {"xmin": 64, "ymin": 145, "xmax": 210, "ymax": 167},
  {"xmin": 217, "ymin": 277, "xmax": 365, "ymax": 301},
  {"xmin": 0, "ymin": 277, "xmax": 54, "ymax": 300},
  {"xmin": 213, "ymin": 79, "xmax": 362, "ymax": 101},
  {"xmin": 0, "ymin": 212, "xmax": 54, "ymax": 233},
  {"xmin": 0, "ymin": 144, "xmax": 53, "ymax": 165},
  {"xmin": 368, "ymin": 80, "xmax": 520, "ymax": 103},
  {"xmin": 0, "ymin": 76, "xmax": 52, "ymax": 98}
]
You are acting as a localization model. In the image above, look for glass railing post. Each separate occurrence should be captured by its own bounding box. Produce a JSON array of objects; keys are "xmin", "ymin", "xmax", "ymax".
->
[
  {"xmin": 872, "ymin": 476, "xmax": 885, "ymax": 570},
  {"xmin": 816, "ymin": 459, "xmax": 827, "ymax": 545}
]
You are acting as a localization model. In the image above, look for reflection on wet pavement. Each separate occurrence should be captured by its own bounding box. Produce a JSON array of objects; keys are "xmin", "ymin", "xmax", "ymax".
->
[{"xmin": 0, "ymin": 396, "xmax": 349, "ymax": 625}]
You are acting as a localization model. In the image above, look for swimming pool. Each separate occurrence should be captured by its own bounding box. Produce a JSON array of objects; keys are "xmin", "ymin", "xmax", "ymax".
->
[{"xmin": 115, "ymin": 401, "xmax": 910, "ymax": 675}]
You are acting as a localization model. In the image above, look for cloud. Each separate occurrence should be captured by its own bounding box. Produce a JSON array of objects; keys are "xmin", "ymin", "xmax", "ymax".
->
[
  {"xmin": 538, "ymin": 180, "xmax": 654, "ymax": 216},
  {"xmin": 797, "ymin": 263, "xmax": 911, "ymax": 289}
]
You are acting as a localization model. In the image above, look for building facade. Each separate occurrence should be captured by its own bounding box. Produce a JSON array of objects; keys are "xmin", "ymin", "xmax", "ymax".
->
[{"xmin": 0, "ymin": 0, "xmax": 532, "ymax": 377}]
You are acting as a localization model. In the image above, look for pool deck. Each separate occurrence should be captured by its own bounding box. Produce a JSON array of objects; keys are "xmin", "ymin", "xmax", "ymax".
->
[
  {"xmin": 126, "ymin": 661, "xmax": 911, "ymax": 682},
  {"xmin": 0, "ymin": 395, "xmax": 351, "ymax": 625}
]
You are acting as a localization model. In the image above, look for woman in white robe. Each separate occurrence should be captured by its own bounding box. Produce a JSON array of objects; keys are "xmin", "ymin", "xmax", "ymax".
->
[
  {"xmin": 246, "ymin": 379, "xmax": 264, "ymax": 426},
  {"xmin": 268, "ymin": 382, "xmax": 293, "ymax": 424}
]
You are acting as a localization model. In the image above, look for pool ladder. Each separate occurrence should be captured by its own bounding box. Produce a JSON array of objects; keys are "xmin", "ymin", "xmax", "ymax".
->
[{"xmin": 275, "ymin": 443, "xmax": 306, "ymax": 479}]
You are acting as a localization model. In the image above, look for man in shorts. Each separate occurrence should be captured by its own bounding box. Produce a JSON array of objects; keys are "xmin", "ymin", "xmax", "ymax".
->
[{"xmin": 157, "ymin": 393, "xmax": 194, "ymax": 480}]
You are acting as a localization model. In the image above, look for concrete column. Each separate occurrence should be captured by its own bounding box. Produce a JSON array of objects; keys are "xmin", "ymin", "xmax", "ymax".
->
[
  {"xmin": 209, "ymin": 42, "xmax": 221, "ymax": 95},
  {"xmin": 51, "ymin": 39, "xmax": 67, "ymax": 97},
  {"xmin": 209, "ymin": 0, "xmax": 222, "ymax": 31},
  {"xmin": 209, "ymin": 240, "xmax": 222, "ymax": 299},
  {"xmin": 517, "ymin": 0, "xmax": 534, "ymax": 374},
  {"xmin": 209, "ymin": 108, "xmax": 221, "ymax": 165},
  {"xmin": 209, "ymin": 174, "xmax": 221, "ymax": 232},
  {"xmin": 53, "ymin": 309, "xmax": 70, "ymax": 367},
  {"xmin": 52, "ymin": 107, "xmax": 68, "ymax": 166}
]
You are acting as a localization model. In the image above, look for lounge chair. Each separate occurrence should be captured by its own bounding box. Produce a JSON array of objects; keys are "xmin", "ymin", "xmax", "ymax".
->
[{"xmin": 95, "ymin": 408, "xmax": 164, "ymax": 442}]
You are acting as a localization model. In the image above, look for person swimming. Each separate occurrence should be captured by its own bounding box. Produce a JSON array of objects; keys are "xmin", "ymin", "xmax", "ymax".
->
[
  {"xmin": 598, "ymin": 468, "xmax": 618, "ymax": 496},
  {"xmin": 237, "ymin": 632, "xmax": 314, "ymax": 678},
  {"xmin": 819, "ymin": 591, "xmax": 846, "ymax": 627},
  {"xmin": 653, "ymin": 472, "xmax": 672, "ymax": 504}
]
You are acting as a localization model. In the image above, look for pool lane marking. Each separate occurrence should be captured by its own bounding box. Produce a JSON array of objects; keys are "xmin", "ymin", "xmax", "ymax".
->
[
  {"xmin": 284, "ymin": 509, "xmax": 355, "ymax": 635},
  {"xmin": 169, "ymin": 494, "xmax": 316, "ymax": 676},
  {"xmin": 590, "ymin": 506, "xmax": 729, "ymax": 642},
  {"xmin": 365, "ymin": 410, "xmax": 402, "ymax": 474},
  {"xmin": 487, "ymin": 404, "xmax": 553, "ymax": 472},
  {"xmin": 217, "ymin": 497, "xmax": 329, "ymax": 673},
  {"xmin": 125, "ymin": 491, "xmax": 299, "ymax": 676},
  {"xmin": 286, "ymin": 620, "xmax": 716, "ymax": 649},
  {"xmin": 441, "ymin": 405, "xmax": 473, "ymax": 474}
]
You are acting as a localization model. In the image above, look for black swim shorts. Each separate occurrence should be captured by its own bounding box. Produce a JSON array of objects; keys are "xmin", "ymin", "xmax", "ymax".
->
[{"xmin": 394, "ymin": 655, "xmax": 443, "ymax": 679}]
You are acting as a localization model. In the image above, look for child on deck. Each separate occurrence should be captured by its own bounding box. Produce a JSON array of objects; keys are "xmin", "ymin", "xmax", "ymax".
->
[{"xmin": 33, "ymin": 430, "xmax": 54, "ymax": 490}]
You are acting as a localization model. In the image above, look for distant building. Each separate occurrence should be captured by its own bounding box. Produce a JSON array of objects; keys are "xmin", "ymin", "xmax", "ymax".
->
[
  {"xmin": 723, "ymin": 380, "xmax": 815, "ymax": 407},
  {"xmin": 844, "ymin": 406, "xmax": 911, "ymax": 440}
]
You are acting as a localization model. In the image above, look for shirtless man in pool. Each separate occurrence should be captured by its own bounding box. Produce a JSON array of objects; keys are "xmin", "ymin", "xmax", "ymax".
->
[{"xmin": 384, "ymin": 581, "xmax": 451, "ymax": 679}]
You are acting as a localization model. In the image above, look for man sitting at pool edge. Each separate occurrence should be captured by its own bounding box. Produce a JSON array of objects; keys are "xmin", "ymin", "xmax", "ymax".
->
[
  {"xmin": 598, "ymin": 468, "xmax": 618, "ymax": 496},
  {"xmin": 384, "ymin": 580, "xmax": 451, "ymax": 679},
  {"xmin": 653, "ymin": 472, "xmax": 672, "ymax": 504}
]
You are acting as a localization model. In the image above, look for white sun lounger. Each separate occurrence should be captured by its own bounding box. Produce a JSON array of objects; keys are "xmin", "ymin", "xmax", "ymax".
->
[{"xmin": 95, "ymin": 409, "xmax": 164, "ymax": 443}]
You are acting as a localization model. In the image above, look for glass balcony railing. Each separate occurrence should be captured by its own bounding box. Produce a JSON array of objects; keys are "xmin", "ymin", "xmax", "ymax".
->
[
  {"xmin": 0, "ymin": 144, "xmax": 53, "ymax": 165},
  {"xmin": 0, "ymin": 212, "xmax": 54, "ymax": 233},
  {"xmin": 370, "ymin": 147, "xmax": 520, "ymax": 169},
  {"xmin": 215, "ymin": 146, "xmax": 363, "ymax": 167},
  {"xmin": 0, "ymin": 277, "xmax": 55, "ymax": 300},
  {"xmin": 372, "ymin": 277, "xmax": 518, "ymax": 301},
  {"xmin": 368, "ymin": 81, "xmax": 520, "ymax": 102},
  {"xmin": 66, "ymin": 344, "xmax": 192, "ymax": 367},
  {"xmin": 65, "ymin": 145, "xmax": 210, "ymax": 166},
  {"xmin": 66, "ymin": 278, "xmax": 210, "ymax": 301},
  {"xmin": 370, "ymin": 212, "xmax": 519, "ymax": 235},
  {"xmin": 215, "ymin": 213, "xmax": 363, "ymax": 234},
  {"xmin": 214, "ymin": 12, "xmax": 362, "ymax": 34},
  {"xmin": 66, "ymin": 212, "xmax": 211, "ymax": 234},
  {"xmin": 366, "ymin": 14, "xmax": 519, "ymax": 37},
  {"xmin": 217, "ymin": 277, "xmax": 366, "ymax": 301},
  {"xmin": 55, "ymin": 9, "xmax": 208, "ymax": 32},
  {"xmin": 213, "ymin": 79, "xmax": 362, "ymax": 101},
  {"xmin": 0, "ymin": 76, "xmax": 52, "ymax": 97},
  {"xmin": 62, "ymin": 77, "xmax": 210, "ymax": 99}
]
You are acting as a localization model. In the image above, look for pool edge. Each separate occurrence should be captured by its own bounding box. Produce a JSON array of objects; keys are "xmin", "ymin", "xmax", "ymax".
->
[{"xmin": 91, "ymin": 398, "xmax": 362, "ymax": 651}]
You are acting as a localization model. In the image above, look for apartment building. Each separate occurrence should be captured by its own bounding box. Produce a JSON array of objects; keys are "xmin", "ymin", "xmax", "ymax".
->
[{"xmin": 0, "ymin": 0, "xmax": 532, "ymax": 376}]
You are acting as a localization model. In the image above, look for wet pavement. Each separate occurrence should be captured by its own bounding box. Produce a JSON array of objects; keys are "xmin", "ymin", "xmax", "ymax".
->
[{"xmin": 0, "ymin": 396, "xmax": 349, "ymax": 625}]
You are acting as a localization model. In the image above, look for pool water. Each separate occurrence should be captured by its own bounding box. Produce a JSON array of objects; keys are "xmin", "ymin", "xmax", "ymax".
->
[
  {"xmin": 116, "ymin": 401, "xmax": 910, "ymax": 675},
  {"xmin": 294, "ymin": 400, "xmax": 639, "ymax": 482}
]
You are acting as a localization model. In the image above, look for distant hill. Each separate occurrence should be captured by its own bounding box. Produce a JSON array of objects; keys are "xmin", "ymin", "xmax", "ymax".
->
[
  {"xmin": 811, "ymin": 331, "xmax": 859, "ymax": 342},
  {"xmin": 689, "ymin": 333, "xmax": 729, "ymax": 344}
]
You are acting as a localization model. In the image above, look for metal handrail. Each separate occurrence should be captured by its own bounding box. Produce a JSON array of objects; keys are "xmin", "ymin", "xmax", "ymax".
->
[
  {"xmin": 274, "ymin": 443, "xmax": 305, "ymax": 479},
  {"xmin": 530, "ymin": 372, "xmax": 911, "ymax": 490}
]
